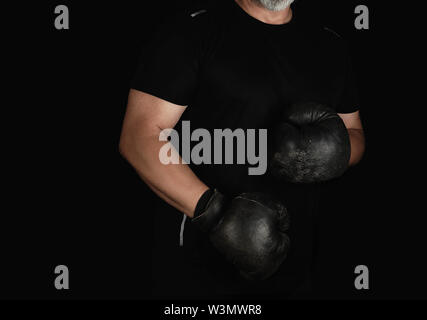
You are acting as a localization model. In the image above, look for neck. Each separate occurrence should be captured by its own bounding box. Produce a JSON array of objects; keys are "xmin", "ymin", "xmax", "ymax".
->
[{"xmin": 235, "ymin": 0, "xmax": 293, "ymax": 25}]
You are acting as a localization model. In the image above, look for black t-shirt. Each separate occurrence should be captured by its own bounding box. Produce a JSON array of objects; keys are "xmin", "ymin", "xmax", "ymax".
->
[{"xmin": 131, "ymin": 1, "xmax": 359, "ymax": 299}]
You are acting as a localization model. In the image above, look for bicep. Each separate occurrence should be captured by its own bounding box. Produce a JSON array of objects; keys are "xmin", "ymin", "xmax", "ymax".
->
[{"xmin": 124, "ymin": 89, "xmax": 187, "ymax": 133}]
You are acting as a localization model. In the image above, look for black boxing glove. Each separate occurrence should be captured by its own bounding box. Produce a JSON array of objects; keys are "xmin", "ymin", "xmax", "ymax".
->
[
  {"xmin": 192, "ymin": 190, "xmax": 290, "ymax": 280},
  {"xmin": 271, "ymin": 102, "xmax": 351, "ymax": 184}
]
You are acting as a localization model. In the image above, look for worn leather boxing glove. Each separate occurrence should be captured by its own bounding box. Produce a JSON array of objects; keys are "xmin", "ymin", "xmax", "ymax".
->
[
  {"xmin": 271, "ymin": 102, "xmax": 351, "ymax": 184},
  {"xmin": 192, "ymin": 190, "xmax": 290, "ymax": 280}
]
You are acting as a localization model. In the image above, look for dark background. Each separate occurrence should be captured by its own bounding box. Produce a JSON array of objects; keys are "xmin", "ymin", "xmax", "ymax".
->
[{"xmin": 2, "ymin": 0, "xmax": 424, "ymax": 300}]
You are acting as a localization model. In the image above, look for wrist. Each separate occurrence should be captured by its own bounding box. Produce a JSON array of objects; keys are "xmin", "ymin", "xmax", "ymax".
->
[
  {"xmin": 188, "ymin": 185, "xmax": 210, "ymax": 218},
  {"xmin": 192, "ymin": 189, "xmax": 226, "ymax": 233},
  {"xmin": 193, "ymin": 189, "xmax": 215, "ymax": 218}
]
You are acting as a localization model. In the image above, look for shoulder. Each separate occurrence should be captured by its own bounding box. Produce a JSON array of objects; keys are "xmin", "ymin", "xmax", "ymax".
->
[
  {"xmin": 295, "ymin": 23, "xmax": 349, "ymax": 58},
  {"xmin": 319, "ymin": 26, "xmax": 349, "ymax": 53},
  {"xmin": 154, "ymin": 4, "xmax": 224, "ymax": 39},
  {"xmin": 146, "ymin": 3, "xmax": 231, "ymax": 57},
  {"xmin": 322, "ymin": 26, "xmax": 343, "ymax": 40}
]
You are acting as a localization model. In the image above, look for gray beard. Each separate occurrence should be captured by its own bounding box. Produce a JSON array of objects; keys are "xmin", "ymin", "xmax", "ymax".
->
[{"xmin": 252, "ymin": 0, "xmax": 295, "ymax": 11}]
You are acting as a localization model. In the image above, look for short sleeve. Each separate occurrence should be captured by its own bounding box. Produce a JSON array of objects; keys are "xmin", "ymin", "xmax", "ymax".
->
[
  {"xmin": 131, "ymin": 13, "xmax": 201, "ymax": 106},
  {"xmin": 335, "ymin": 50, "xmax": 360, "ymax": 114}
]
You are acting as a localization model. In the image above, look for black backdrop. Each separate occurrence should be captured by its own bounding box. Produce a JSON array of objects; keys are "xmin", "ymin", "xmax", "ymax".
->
[{"xmin": 2, "ymin": 0, "xmax": 424, "ymax": 300}]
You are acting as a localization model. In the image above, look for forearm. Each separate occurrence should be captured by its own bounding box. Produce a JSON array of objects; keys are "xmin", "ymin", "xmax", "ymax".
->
[
  {"xmin": 348, "ymin": 128, "xmax": 365, "ymax": 166},
  {"xmin": 120, "ymin": 130, "xmax": 209, "ymax": 217}
]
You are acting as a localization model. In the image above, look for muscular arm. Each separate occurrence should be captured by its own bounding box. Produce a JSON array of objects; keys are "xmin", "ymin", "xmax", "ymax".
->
[
  {"xmin": 338, "ymin": 111, "xmax": 365, "ymax": 166},
  {"xmin": 119, "ymin": 89, "xmax": 209, "ymax": 217}
]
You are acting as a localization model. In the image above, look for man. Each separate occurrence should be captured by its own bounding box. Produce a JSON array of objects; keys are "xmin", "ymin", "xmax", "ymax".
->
[{"xmin": 119, "ymin": 0, "xmax": 365, "ymax": 299}]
